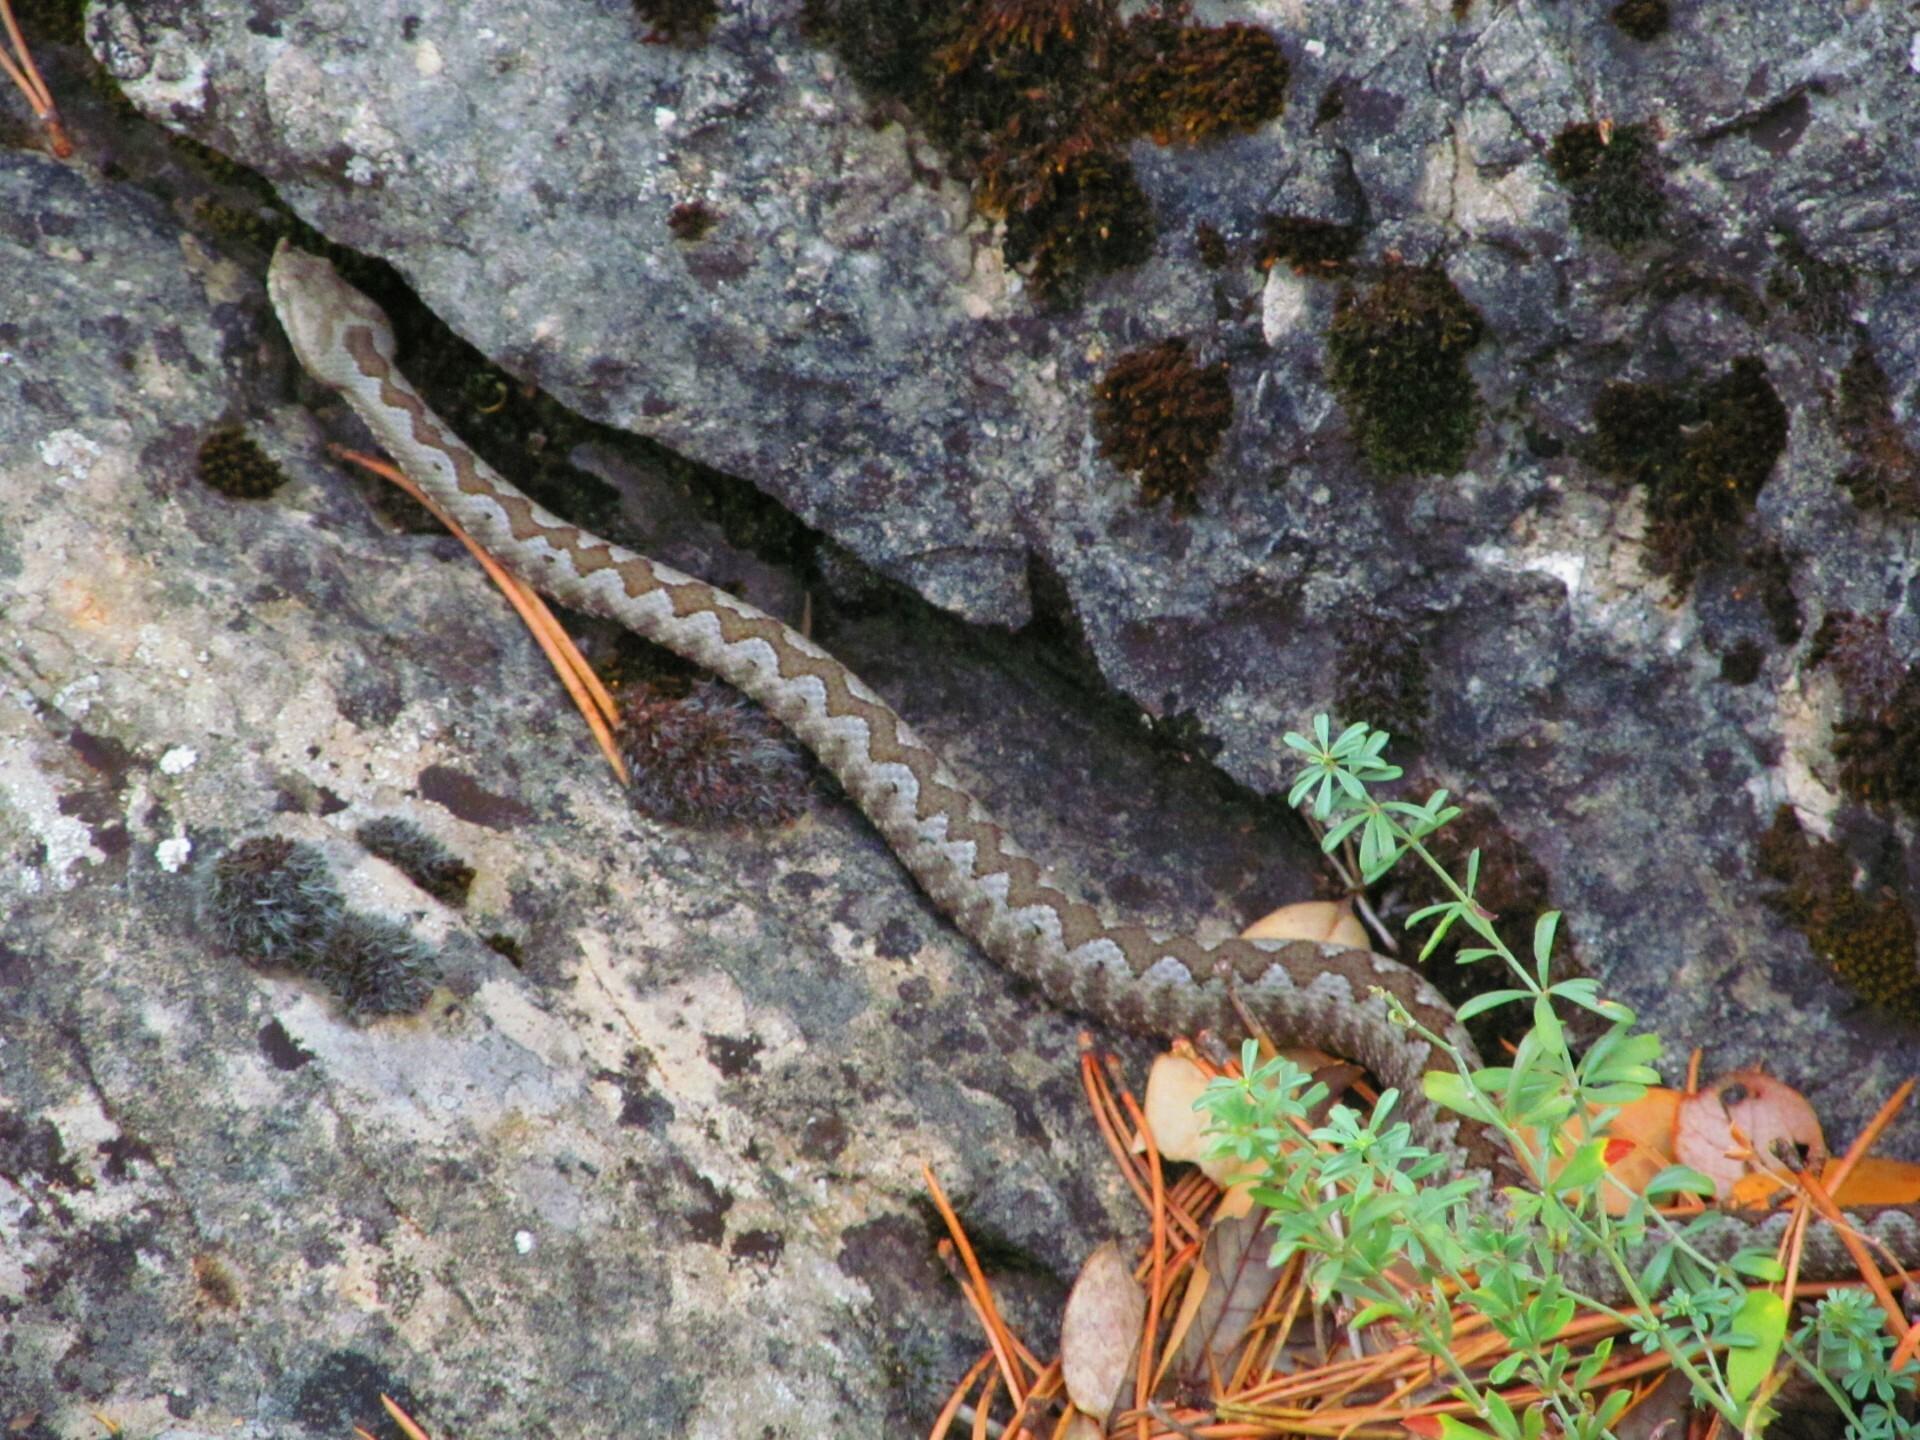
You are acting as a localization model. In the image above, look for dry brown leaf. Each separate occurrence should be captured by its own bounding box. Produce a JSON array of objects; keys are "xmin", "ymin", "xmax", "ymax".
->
[
  {"xmin": 1241, "ymin": 899, "xmax": 1369, "ymax": 949},
  {"xmin": 1675, "ymin": 1070, "xmax": 1826, "ymax": 1201},
  {"xmin": 1169, "ymin": 1209, "xmax": 1279, "ymax": 1392},
  {"xmin": 1060, "ymin": 1240, "xmax": 1145, "ymax": 1426}
]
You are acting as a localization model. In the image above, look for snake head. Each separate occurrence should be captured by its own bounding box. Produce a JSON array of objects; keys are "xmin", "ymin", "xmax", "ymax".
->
[{"xmin": 266, "ymin": 240, "xmax": 401, "ymax": 389}]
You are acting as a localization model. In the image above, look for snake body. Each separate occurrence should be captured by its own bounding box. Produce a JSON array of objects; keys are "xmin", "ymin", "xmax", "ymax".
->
[{"xmin": 266, "ymin": 242, "xmax": 1916, "ymax": 1297}]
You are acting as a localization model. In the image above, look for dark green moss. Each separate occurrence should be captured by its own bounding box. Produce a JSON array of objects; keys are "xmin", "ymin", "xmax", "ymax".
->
[
  {"xmin": 1546, "ymin": 122, "xmax": 1667, "ymax": 248},
  {"xmin": 1608, "ymin": 0, "xmax": 1669, "ymax": 40},
  {"xmin": 1834, "ymin": 347, "xmax": 1920, "ymax": 518},
  {"xmin": 1091, "ymin": 337, "xmax": 1233, "ymax": 511},
  {"xmin": 197, "ymin": 427, "xmax": 286, "ymax": 499},
  {"xmin": 356, "ymin": 817, "xmax": 474, "ymax": 907},
  {"xmin": 1766, "ymin": 231, "xmax": 1855, "ymax": 336},
  {"xmin": 635, "ymin": 0, "xmax": 718, "ymax": 42},
  {"xmin": 1335, "ymin": 617, "xmax": 1430, "ymax": 746},
  {"xmin": 9, "ymin": 0, "xmax": 85, "ymax": 47},
  {"xmin": 668, "ymin": 200, "xmax": 719, "ymax": 241},
  {"xmin": 200, "ymin": 836, "xmax": 344, "ymax": 967},
  {"xmin": 1193, "ymin": 221, "xmax": 1229, "ymax": 268},
  {"xmin": 1757, "ymin": 807, "xmax": 1920, "ymax": 1022},
  {"xmin": 800, "ymin": 0, "xmax": 1287, "ymax": 300},
  {"xmin": 1325, "ymin": 264, "xmax": 1484, "ymax": 477},
  {"xmin": 1589, "ymin": 357, "xmax": 1787, "ymax": 591},
  {"xmin": 1256, "ymin": 215, "xmax": 1361, "ymax": 275},
  {"xmin": 311, "ymin": 913, "xmax": 440, "ymax": 1020}
]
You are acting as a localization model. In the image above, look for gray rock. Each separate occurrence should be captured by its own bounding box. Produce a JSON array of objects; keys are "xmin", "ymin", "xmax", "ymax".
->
[{"xmin": 6, "ymin": 0, "xmax": 1920, "ymax": 1426}]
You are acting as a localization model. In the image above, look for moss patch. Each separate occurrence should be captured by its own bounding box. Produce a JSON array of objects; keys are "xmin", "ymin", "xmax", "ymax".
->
[
  {"xmin": 1546, "ymin": 122, "xmax": 1666, "ymax": 248},
  {"xmin": 1256, "ymin": 215, "xmax": 1361, "ymax": 276},
  {"xmin": 197, "ymin": 426, "xmax": 286, "ymax": 499},
  {"xmin": 1335, "ymin": 616, "xmax": 1431, "ymax": 747},
  {"xmin": 620, "ymin": 680, "xmax": 813, "ymax": 827},
  {"xmin": 356, "ymin": 817, "xmax": 475, "ymax": 908},
  {"xmin": 1325, "ymin": 264, "xmax": 1484, "ymax": 477},
  {"xmin": 635, "ymin": 0, "xmax": 718, "ymax": 43},
  {"xmin": 1835, "ymin": 347, "xmax": 1920, "ymax": 518},
  {"xmin": 1589, "ymin": 356, "xmax": 1788, "ymax": 591},
  {"xmin": 1608, "ymin": 0, "xmax": 1669, "ymax": 41},
  {"xmin": 1091, "ymin": 337, "xmax": 1233, "ymax": 511},
  {"xmin": 1766, "ymin": 231, "xmax": 1855, "ymax": 336},
  {"xmin": 1757, "ymin": 807, "xmax": 1920, "ymax": 1022},
  {"xmin": 799, "ymin": 0, "xmax": 1287, "ymax": 299}
]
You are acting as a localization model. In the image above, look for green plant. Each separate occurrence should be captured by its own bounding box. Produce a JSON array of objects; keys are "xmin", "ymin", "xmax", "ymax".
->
[{"xmin": 1198, "ymin": 717, "xmax": 1917, "ymax": 1439}]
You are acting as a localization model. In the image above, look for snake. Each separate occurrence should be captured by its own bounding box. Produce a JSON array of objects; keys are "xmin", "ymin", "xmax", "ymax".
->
[{"xmin": 266, "ymin": 240, "xmax": 1918, "ymax": 1302}]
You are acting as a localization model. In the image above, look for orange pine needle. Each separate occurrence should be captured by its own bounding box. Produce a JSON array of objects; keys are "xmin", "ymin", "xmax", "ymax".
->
[
  {"xmin": 925, "ymin": 1165, "xmax": 1029, "ymax": 1408},
  {"xmin": 333, "ymin": 446, "xmax": 630, "ymax": 785},
  {"xmin": 380, "ymin": 1395, "xmax": 433, "ymax": 1440},
  {"xmin": 929, "ymin": 1352, "xmax": 997, "ymax": 1440},
  {"xmin": 0, "ymin": 0, "xmax": 71, "ymax": 158}
]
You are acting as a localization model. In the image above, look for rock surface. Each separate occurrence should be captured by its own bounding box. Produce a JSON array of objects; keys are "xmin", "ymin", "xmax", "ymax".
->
[{"xmin": 4, "ymin": 0, "xmax": 1920, "ymax": 1431}]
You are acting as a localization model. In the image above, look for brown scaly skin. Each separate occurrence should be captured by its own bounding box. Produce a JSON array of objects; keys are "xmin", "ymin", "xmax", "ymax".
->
[{"xmin": 267, "ymin": 242, "xmax": 1919, "ymax": 1300}]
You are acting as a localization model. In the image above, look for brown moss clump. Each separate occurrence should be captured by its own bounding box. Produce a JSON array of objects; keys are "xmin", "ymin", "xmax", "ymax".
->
[
  {"xmin": 1325, "ymin": 265, "xmax": 1484, "ymax": 477},
  {"xmin": 668, "ymin": 200, "xmax": 719, "ymax": 241},
  {"xmin": 1547, "ymin": 122, "xmax": 1667, "ymax": 248},
  {"xmin": 1256, "ymin": 215, "xmax": 1361, "ymax": 275},
  {"xmin": 1091, "ymin": 338, "xmax": 1233, "ymax": 511},
  {"xmin": 1833, "ymin": 671, "xmax": 1920, "ymax": 822},
  {"xmin": 1834, "ymin": 347, "xmax": 1920, "ymax": 518},
  {"xmin": 1609, "ymin": 0, "xmax": 1669, "ymax": 41},
  {"xmin": 1116, "ymin": 15, "xmax": 1288, "ymax": 144},
  {"xmin": 356, "ymin": 817, "xmax": 475, "ymax": 908},
  {"xmin": 1757, "ymin": 806, "xmax": 1920, "ymax": 1022},
  {"xmin": 1590, "ymin": 357, "xmax": 1788, "ymax": 591},
  {"xmin": 620, "ymin": 680, "xmax": 813, "ymax": 827},
  {"xmin": 635, "ymin": 0, "xmax": 718, "ymax": 42},
  {"xmin": 800, "ymin": 0, "xmax": 1287, "ymax": 300},
  {"xmin": 197, "ymin": 426, "xmax": 287, "ymax": 499}
]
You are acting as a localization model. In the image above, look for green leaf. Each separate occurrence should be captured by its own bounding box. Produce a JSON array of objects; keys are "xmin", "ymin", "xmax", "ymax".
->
[
  {"xmin": 1436, "ymin": 1417, "xmax": 1497, "ymax": 1440},
  {"xmin": 1725, "ymin": 1288, "xmax": 1788, "ymax": 1402},
  {"xmin": 1643, "ymin": 1165, "xmax": 1717, "ymax": 1200},
  {"xmin": 1422, "ymin": 1069, "xmax": 1479, "ymax": 1116},
  {"xmin": 1731, "ymin": 1250, "xmax": 1787, "ymax": 1283},
  {"xmin": 1350, "ymin": 1299, "xmax": 1407, "ymax": 1328},
  {"xmin": 1553, "ymin": 1138, "xmax": 1609, "ymax": 1192},
  {"xmin": 1532, "ymin": 911, "xmax": 1561, "ymax": 981},
  {"xmin": 1593, "ymin": 1388, "xmax": 1632, "ymax": 1427},
  {"xmin": 1488, "ymin": 1351, "xmax": 1525, "ymax": 1385},
  {"xmin": 1455, "ymin": 989, "xmax": 1530, "ymax": 1022}
]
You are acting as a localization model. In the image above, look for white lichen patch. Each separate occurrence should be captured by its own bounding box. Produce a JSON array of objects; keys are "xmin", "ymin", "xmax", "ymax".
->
[
  {"xmin": 0, "ymin": 743, "xmax": 107, "ymax": 891},
  {"xmin": 159, "ymin": 745, "xmax": 198, "ymax": 775},
  {"xmin": 36, "ymin": 429, "xmax": 102, "ymax": 486}
]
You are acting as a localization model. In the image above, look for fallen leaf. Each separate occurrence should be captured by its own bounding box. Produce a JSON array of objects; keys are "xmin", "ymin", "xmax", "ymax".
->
[
  {"xmin": 1059, "ymin": 1412, "xmax": 1105, "ymax": 1440},
  {"xmin": 1144, "ymin": 1054, "xmax": 1215, "ymax": 1168},
  {"xmin": 1831, "ymin": 1156, "xmax": 1920, "ymax": 1206},
  {"xmin": 1676, "ymin": 1071, "xmax": 1826, "ymax": 1201},
  {"xmin": 1061, "ymin": 1240, "xmax": 1146, "ymax": 1425},
  {"xmin": 1242, "ymin": 899, "xmax": 1369, "ymax": 949},
  {"xmin": 1169, "ymin": 1209, "xmax": 1280, "ymax": 1392}
]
